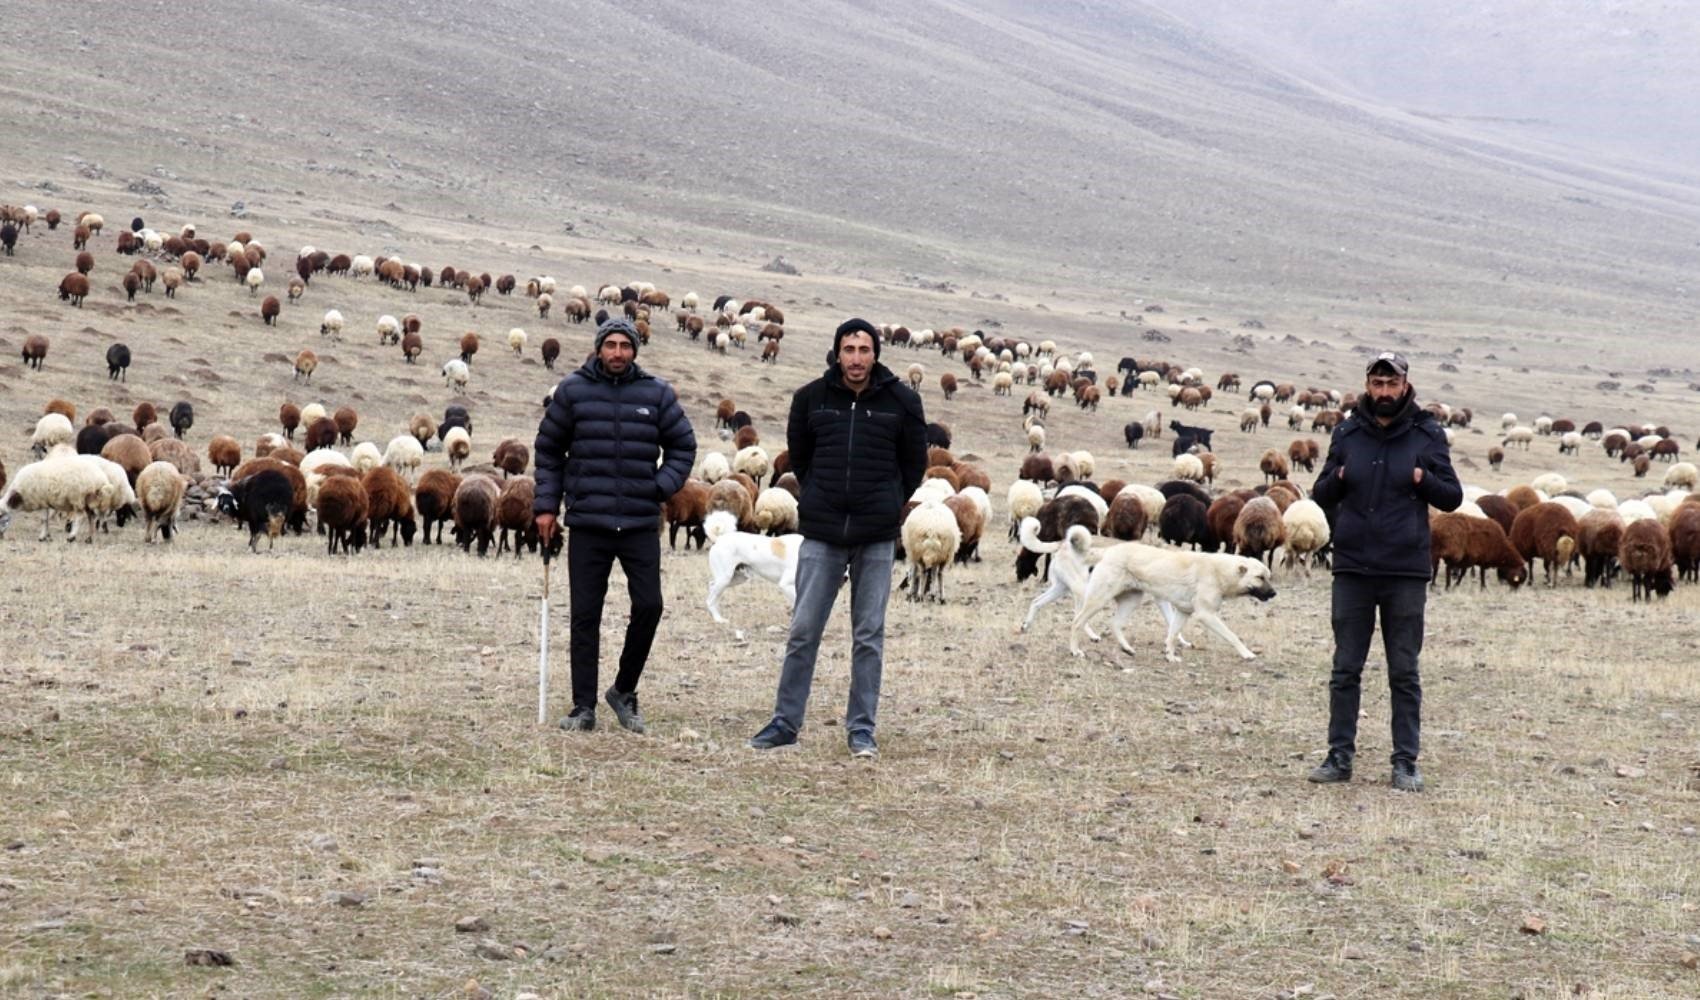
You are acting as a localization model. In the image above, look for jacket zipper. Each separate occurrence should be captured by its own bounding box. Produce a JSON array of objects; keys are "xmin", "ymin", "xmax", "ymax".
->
[
  {"xmin": 613, "ymin": 377, "xmax": 625, "ymax": 533},
  {"xmin": 843, "ymin": 397, "xmax": 857, "ymax": 538}
]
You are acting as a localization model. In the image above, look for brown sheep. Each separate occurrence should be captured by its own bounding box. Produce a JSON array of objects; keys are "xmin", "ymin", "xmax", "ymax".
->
[
  {"xmin": 100, "ymin": 433, "xmax": 152, "ymax": 487},
  {"xmin": 1232, "ymin": 497, "xmax": 1286, "ymax": 565},
  {"xmin": 148, "ymin": 437, "xmax": 202, "ymax": 476},
  {"xmin": 923, "ymin": 466, "xmax": 961, "ymax": 493},
  {"xmin": 943, "ymin": 493, "xmax": 984, "ymax": 563},
  {"xmin": 75, "ymin": 250, "xmax": 94, "ymax": 275},
  {"xmin": 133, "ymin": 402, "xmax": 158, "ymax": 434},
  {"xmin": 1668, "ymin": 504, "xmax": 1700, "ymax": 583},
  {"xmin": 774, "ymin": 472, "xmax": 800, "ymax": 500},
  {"xmin": 207, "ymin": 435, "xmax": 242, "ymax": 476},
  {"xmin": 541, "ymin": 338, "xmax": 561, "ymax": 370},
  {"xmin": 952, "ymin": 463, "xmax": 991, "ymax": 493},
  {"xmin": 1098, "ymin": 478, "xmax": 1127, "ymax": 506},
  {"xmin": 663, "ymin": 478, "xmax": 712, "ymax": 550},
  {"xmin": 1429, "ymin": 513, "xmax": 1527, "ymax": 590},
  {"xmin": 142, "ymin": 424, "xmax": 169, "ymax": 443},
  {"xmin": 715, "ymin": 398, "xmax": 737, "ymax": 428},
  {"xmin": 708, "ymin": 477, "xmax": 755, "ymax": 532},
  {"xmin": 301, "ymin": 418, "xmax": 337, "ymax": 453},
  {"xmin": 1259, "ymin": 449, "xmax": 1290, "ymax": 484},
  {"xmin": 57, "ymin": 273, "xmax": 89, "ymax": 306},
  {"xmin": 1503, "ymin": 484, "xmax": 1542, "ymax": 512},
  {"xmin": 269, "ymin": 447, "xmax": 304, "ymax": 467},
  {"xmin": 1633, "ymin": 454, "xmax": 1651, "ymax": 478},
  {"xmin": 1485, "ymin": 445, "xmax": 1504, "ymax": 471},
  {"xmin": 451, "ymin": 474, "xmax": 500, "ymax": 555},
  {"xmin": 409, "ymin": 413, "xmax": 435, "ymax": 448},
  {"xmin": 1205, "ymin": 495, "xmax": 1245, "ymax": 552},
  {"xmin": 360, "ymin": 466, "xmax": 417, "ymax": 548},
  {"xmin": 279, "ymin": 403, "xmax": 301, "ymax": 441},
  {"xmin": 84, "ymin": 408, "xmax": 115, "ymax": 427},
  {"xmin": 181, "ymin": 250, "xmax": 203, "ymax": 280},
  {"xmin": 44, "ymin": 398, "xmax": 75, "ymax": 422},
  {"xmin": 459, "ymin": 331, "xmax": 479, "ymax": 362},
  {"xmin": 1101, "ymin": 491, "xmax": 1149, "ymax": 540},
  {"xmin": 940, "ymin": 373, "xmax": 958, "ymax": 400},
  {"xmin": 131, "ymin": 258, "xmax": 157, "ymax": 291},
  {"xmin": 734, "ymin": 425, "xmax": 759, "ymax": 450},
  {"xmin": 1618, "ymin": 519, "xmax": 1674, "ymax": 601},
  {"xmin": 72, "ymin": 223, "xmax": 89, "ymax": 249},
  {"xmin": 316, "ymin": 476, "xmax": 370, "ymax": 555},
  {"xmin": 333, "ymin": 406, "xmax": 358, "ymax": 446},
  {"xmin": 927, "ymin": 446, "xmax": 955, "ymax": 469},
  {"xmin": 1264, "ymin": 482, "xmax": 1301, "ymax": 512},
  {"xmin": 294, "ymin": 349, "xmax": 317, "ymax": 383},
  {"xmin": 261, "ymin": 295, "xmax": 281, "ymax": 325},
  {"xmin": 494, "ymin": 476, "xmax": 537, "ymax": 557},
  {"xmin": 492, "ymin": 438, "xmax": 530, "ymax": 478},
  {"xmin": 400, "ymin": 331, "xmax": 423, "ymax": 363},
  {"xmin": 1509, "ymin": 501, "xmax": 1579, "ymax": 587},
  {"xmin": 1288, "ymin": 438, "xmax": 1318, "ymax": 473},
  {"xmin": 1475, "ymin": 494, "xmax": 1517, "ymax": 537},
  {"xmin": 1576, "ymin": 509, "xmax": 1625, "ymax": 588},
  {"xmin": 230, "ymin": 459, "xmax": 309, "ymax": 533},
  {"xmin": 415, "ymin": 469, "xmax": 461, "ymax": 544},
  {"xmin": 1019, "ymin": 453, "xmax": 1054, "ymax": 483},
  {"xmin": 19, "ymin": 334, "xmax": 49, "ymax": 370}
]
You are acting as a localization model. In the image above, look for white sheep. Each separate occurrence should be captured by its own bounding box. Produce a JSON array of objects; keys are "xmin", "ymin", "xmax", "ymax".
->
[
  {"xmin": 900, "ymin": 501, "xmax": 961, "ymax": 603},
  {"xmin": 1530, "ymin": 472, "xmax": 1567, "ymax": 496},
  {"xmin": 698, "ymin": 451, "xmax": 731, "ymax": 484},
  {"xmin": 508, "ymin": 327, "xmax": 527, "ymax": 354},
  {"xmin": 351, "ymin": 441, "xmax": 383, "ymax": 473},
  {"xmin": 1662, "ymin": 462, "xmax": 1699, "ymax": 491},
  {"xmin": 1618, "ymin": 499, "xmax": 1657, "ymax": 524},
  {"xmin": 1534, "ymin": 415, "xmax": 1554, "ymax": 435},
  {"xmin": 1501, "ymin": 412, "xmax": 1518, "ymax": 430},
  {"xmin": 31, "ymin": 413, "xmax": 74, "ymax": 457},
  {"xmin": 78, "ymin": 454, "xmax": 139, "ymax": 536},
  {"xmin": 1280, "ymin": 498, "xmax": 1330, "ymax": 576},
  {"xmin": 1027, "ymin": 425, "xmax": 1046, "ymax": 453},
  {"xmin": 245, "ymin": 267, "xmax": 264, "ymax": 295},
  {"xmin": 300, "ymin": 402, "xmax": 328, "ymax": 430},
  {"xmin": 959, "ymin": 485, "xmax": 992, "ymax": 534},
  {"xmin": 226, "ymin": 240, "xmax": 246, "ymax": 259},
  {"xmin": 443, "ymin": 358, "xmax": 470, "ymax": 391},
  {"xmin": 351, "ymin": 254, "xmax": 374, "ymax": 279},
  {"xmin": 1502, "ymin": 426, "xmax": 1535, "ymax": 450},
  {"xmin": 1007, "ymin": 479, "xmax": 1043, "ymax": 539},
  {"xmin": 382, "ymin": 435, "xmax": 424, "ymax": 482},
  {"xmin": 1461, "ymin": 485, "xmax": 1490, "ymax": 503},
  {"xmin": 300, "ymin": 448, "xmax": 353, "ymax": 506},
  {"xmin": 320, "ymin": 309, "xmax": 345, "ymax": 339},
  {"xmin": 1558, "ymin": 431, "xmax": 1583, "ymax": 455},
  {"xmin": 1172, "ymin": 453, "xmax": 1206, "ymax": 482},
  {"xmin": 1636, "ymin": 434, "xmax": 1663, "ymax": 450},
  {"xmin": 1550, "ymin": 495, "xmax": 1592, "ymax": 521},
  {"xmin": 911, "ymin": 478, "xmax": 955, "ymax": 505},
  {"xmin": 681, "ymin": 291, "xmax": 699, "ymax": 310},
  {"xmin": 752, "ymin": 487, "xmax": 799, "ymax": 535},
  {"xmin": 443, "ymin": 426, "xmax": 472, "ymax": 471},
  {"xmin": 1122, "ymin": 484, "xmax": 1167, "ymax": 533},
  {"xmin": 0, "ymin": 446, "xmax": 114, "ymax": 542},
  {"xmin": 1070, "ymin": 450, "xmax": 1095, "ymax": 479},
  {"xmin": 135, "ymin": 460, "xmax": 188, "ymax": 543},
  {"xmin": 1586, "ymin": 488, "xmax": 1619, "ymax": 510},
  {"xmin": 733, "ymin": 445, "xmax": 771, "ymax": 483},
  {"xmin": 539, "ymin": 277, "xmax": 558, "ymax": 296},
  {"xmin": 374, "ymin": 314, "xmax": 400, "ymax": 344},
  {"xmin": 1037, "ymin": 339, "xmax": 1056, "ymax": 358},
  {"xmin": 1455, "ymin": 500, "xmax": 1488, "ymax": 519},
  {"xmin": 992, "ymin": 372, "xmax": 1014, "ymax": 396},
  {"xmin": 1058, "ymin": 483, "xmax": 1109, "ymax": 522},
  {"xmin": 566, "ymin": 283, "xmax": 585, "ymax": 299},
  {"xmin": 1646, "ymin": 492, "xmax": 1684, "ymax": 526}
]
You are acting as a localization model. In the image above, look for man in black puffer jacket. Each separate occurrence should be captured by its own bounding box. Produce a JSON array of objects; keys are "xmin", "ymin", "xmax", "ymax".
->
[
  {"xmin": 534, "ymin": 317, "xmax": 696, "ymax": 734},
  {"xmin": 748, "ymin": 319, "xmax": 927, "ymax": 758},
  {"xmin": 1308, "ymin": 351, "xmax": 1461, "ymax": 792}
]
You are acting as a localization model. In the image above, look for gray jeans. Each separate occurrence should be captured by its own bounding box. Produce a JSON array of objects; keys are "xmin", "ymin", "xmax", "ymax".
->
[{"xmin": 771, "ymin": 538, "xmax": 895, "ymax": 734}]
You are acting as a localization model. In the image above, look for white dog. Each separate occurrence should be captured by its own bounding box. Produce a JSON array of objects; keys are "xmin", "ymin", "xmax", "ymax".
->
[
  {"xmin": 1069, "ymin": 542, "xmax": 1276, "ymax": 661},
  {"xmin": 1015, "ymin": 516, "xmax": 1100, "ymax": 642},
  {"xmin": 704, "ymin": 511, "xmax": 804, "ymax": 640}
]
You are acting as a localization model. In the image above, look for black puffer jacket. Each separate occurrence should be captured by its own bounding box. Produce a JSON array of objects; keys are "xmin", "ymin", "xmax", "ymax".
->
[
  {"xmin": 788, "ymin": 361, "xmax": 928, "ymax": 546},
  {"xmin": 1311, "ymin": 394, "xmax": 1463, "ymax": 578},
  {"xmin": 533, "ymin": 357, "xmax": 696, "ymax": 531}
]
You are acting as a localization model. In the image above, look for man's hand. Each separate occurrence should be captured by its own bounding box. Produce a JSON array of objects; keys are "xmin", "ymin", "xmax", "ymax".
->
[
  {"xmin": 535, "ymin": 512, "xmax": 557, "ymax": 546},
  {"xmin": 1412, "ymin": 467, "xmax": 1424, "ymax": 485}
]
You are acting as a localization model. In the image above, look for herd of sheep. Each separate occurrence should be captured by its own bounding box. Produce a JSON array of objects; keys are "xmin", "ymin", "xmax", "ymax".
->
[{"xmin": 2, "ymin": 199, "xmax": 1695, "ymax": 631}]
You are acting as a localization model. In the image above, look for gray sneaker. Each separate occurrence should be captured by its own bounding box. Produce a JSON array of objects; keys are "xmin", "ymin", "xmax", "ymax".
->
[
  {"xmin": 557, "ymin": 707, "xmax": 596, "ymax": 732},
  {"xmin": 604, "ymin": 687, "xmax": 646, "ymax": 734},
  {"xmin": 1391, "ymin": 760, "xmax": 1424, "ymax": 792},
  {"xmin": 848, "ymin": 729, "xmax": 878, "ymax": 759},
  {"xmin": 1307, "ymin": 753, "xmax": 1353, "ymax": 784}
]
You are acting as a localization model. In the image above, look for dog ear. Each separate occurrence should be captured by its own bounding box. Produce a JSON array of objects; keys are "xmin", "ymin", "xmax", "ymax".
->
[{"xmin": 1237, "ymin": 564, "xmax": 1247, "ymax": 576}]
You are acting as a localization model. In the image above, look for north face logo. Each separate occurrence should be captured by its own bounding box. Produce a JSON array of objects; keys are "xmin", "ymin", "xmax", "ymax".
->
[{"xmin": 635, "ymin": 407, "xmax": 651, "ymax": 416}]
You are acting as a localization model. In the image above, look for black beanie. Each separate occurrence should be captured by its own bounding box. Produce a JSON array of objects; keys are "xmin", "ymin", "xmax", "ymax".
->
[
  {"xmin": 594, "ymin": 316, "xmax": 639, "ymax": 358},
  {"xmin": 833, "ymin": 317, "xmax": 880, "ymax": 360}
]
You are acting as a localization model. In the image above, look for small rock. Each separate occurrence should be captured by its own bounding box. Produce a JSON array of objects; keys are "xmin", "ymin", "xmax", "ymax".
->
[
  {"xmin": 184, "ymin": 948, "xmax": 234, "ymax": 967},
  {"xmin": 649, "ymin": 942, "xmax": 677, "ymax": 955},
  {"xmin": 330, "ymin": 891, "xmax": 367, "ymax": 908},
  {"xmin": 872, "ymin": 925, "xmax": 893, "ymax": 940},
  {"xmin": 462, "ymin": 979, "xmax": 494, "ymax": 1000},
  {"xmin": 1679, "ymin": 952, "xmax": 1699, "ymax": 970},
  {"xmin": 1616, "ymin": 765, "xmax": 1646, "ymax": 779},
  {"xmin": 267, "ymin": 757, "xmax": 287, "ymax": 770},
  {"xmin": 1520, "ymin": 915, "xmax": 1548, "ymax": 936},
  {"xmin": 309, "ymin": 834, "xmax": 338, "ymax": 852},
  {"xmin": 898, "ymin": 891, "xmax": 924, "ymax": 908},
  {"xmin": 473, "ymin": 939, "xmax": 514, "ymax": 960},
  {"xmin": 1340, "ymin": 944, "xmax": 1367, "ymax": 960},
  {"xmin": 455, "ymin": 916, "xmax": 489, "ymax": 933}
]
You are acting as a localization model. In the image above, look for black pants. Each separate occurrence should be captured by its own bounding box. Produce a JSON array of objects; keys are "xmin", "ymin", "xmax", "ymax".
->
[
  {"xmin": 567, "ymin": 526, "xmax": 663, "ymax": 711},
  {"xmin": 1329, "ymin": 575, "xmax": 1426, "ymax": 766}
]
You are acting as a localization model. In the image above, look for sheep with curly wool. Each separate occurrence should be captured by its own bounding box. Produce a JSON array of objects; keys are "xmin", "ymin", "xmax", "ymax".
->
[{"xmin": 31, "ymin": 413, "xmax": 74, "ymax": 457}]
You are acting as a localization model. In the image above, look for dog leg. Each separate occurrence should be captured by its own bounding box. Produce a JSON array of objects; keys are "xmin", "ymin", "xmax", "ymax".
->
[
  {"xmin": 1021, "ymin": 579, "xmax": 1068, "ymax": 633},
  {"xmin": 1110, "ymin": 592, "xmax": 1144, "ymax": 655},
  {"xmin": 1159, "ymin": 604, "xmax": 1191, "ymax": 662},
  {"xmin": 1194, "ymin": 610, "xmax": 1258, "ymax": 659}
]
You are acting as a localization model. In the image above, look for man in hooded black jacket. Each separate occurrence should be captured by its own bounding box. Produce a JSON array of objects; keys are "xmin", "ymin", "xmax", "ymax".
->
[
  {"xmin": 748, "ymin": 318, "xmax": 928, "ymax": 758},
  {"xmin": 1308, "ymin": 351, "xmax": 1462, "ymax": 791}
]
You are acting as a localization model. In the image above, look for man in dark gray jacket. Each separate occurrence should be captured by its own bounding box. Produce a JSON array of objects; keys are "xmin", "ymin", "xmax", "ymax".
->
[
  {"xmin": 1308, "ymin": 352, "xmax": 1462, "ymax": 791},
  {"xmin": 748, "ymin": 318, "xmax": 928, "ymax": 758},
  {"xmin": 534, "ymin": 317, "xmax": 696, "ymax": 734}
]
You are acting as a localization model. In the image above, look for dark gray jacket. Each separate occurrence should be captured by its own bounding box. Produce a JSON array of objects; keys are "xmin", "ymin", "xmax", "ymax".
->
[
  {"xmin": 787, "ymin": 361, "xmax": 928, "ymax": 546},
  {"xmin": 533, "ymin": 357, "xmax": 696, "ymax": 531},
  {"xmin": 1312, "ymin": 395, "xmax": 1463, "ymax": 578}
]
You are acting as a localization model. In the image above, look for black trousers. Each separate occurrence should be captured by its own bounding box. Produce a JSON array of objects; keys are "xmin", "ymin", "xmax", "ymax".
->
[
  {"xmin": 1328, "ymin": 575, "xmax": 1426, "ymax": 766},
  {"xmin": 567, "ymin": 526, "xmax": 663, "ymax": 711}
]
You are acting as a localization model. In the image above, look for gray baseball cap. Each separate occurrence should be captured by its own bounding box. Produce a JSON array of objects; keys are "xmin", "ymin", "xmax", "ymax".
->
[{"xmin": 1366, "ymin": 351, "xmax": 1409, "ymax": 377}]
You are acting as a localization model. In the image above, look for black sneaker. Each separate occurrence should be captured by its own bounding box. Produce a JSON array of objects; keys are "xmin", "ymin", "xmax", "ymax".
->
[
  {"xmin": 1391, "ymin": 760, "xmax": 1424, "ymax": 792},
  {"xmin": 557, "ymin": 706, "xmax": 596, "ymax": 732},
  {"xmin": 748, "ymin": 718, "xmax": 798, "ymax": 750},
  {"xmin": 604, "ymin": 686, "xmax": 646, "ymax": 734},
  {"xmin": 1307, "ymin": 753, "xmax": 1353, "ymax": 784},
  {"xmin": 848, "ymin": 730, "xmax": 878, "ymax": 759}
]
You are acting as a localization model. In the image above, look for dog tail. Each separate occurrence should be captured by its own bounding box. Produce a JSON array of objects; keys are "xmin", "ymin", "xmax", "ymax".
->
[
  {"xmin": 1018, "ymin": 516, "xmax": 1062, "ymax": 554},
  {"xmin": 704, "ymin": 510, "xmax": 739, "ymax": 545},
  {"xmin": 1065, "ymin": 524, "xmax": 1094, "ymax": 557}
]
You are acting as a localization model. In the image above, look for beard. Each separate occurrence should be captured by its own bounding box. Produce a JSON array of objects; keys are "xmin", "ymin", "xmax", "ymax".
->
[{"xmin": 1370, "ymin": 393, "xmax": 1404, "ymax": 418}]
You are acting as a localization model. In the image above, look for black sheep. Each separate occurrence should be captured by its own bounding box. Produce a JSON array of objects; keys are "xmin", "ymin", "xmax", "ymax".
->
[
  {"xmin": 1123, "ymin": 421, "xmax": 1144, "ymax": 449},
  {"xmin": 106, "ymin": 343, "xmax": 130, "ymax": 381},
  {"xmin": 1158, "ymin": 493, "xmax": 1215, "ymax": 551},
  {"xmin": 217, "ymin": 470, "xmax": 294, "ymax": 552},
  {"xmin": 130, "ymin": 216, "xmax": 145, "ymax": 233},
  {"xmin": 1014, "ymin": 494, "xmax": 1100, "ymax": 582},
  {"xmin": 1156, "ymin": 479, "xmax": 1212, "ymax": 505},
  {"xmin": 169, "ymin": 401, "xmax": 194, "ymax": 439},
  {"xmin": 925, "ymin": 422, "xmax": 952, "ymax": 450},
  {"xmin": 1169, "ymin": 419, "xmax": 1213, "ymax": 456},
  {"xmin": 75, "ymin": 424, "xmax": 111, "ymax": 455},
  {"xmin": 0, "ymin": 222, "xmax": 16, "ymax": 256},
  {"xmin": 437, "ymin": 403, "xmax": 472, "ymax": 443}
]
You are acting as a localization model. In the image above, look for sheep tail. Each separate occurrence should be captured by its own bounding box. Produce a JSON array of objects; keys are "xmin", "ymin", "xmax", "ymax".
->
[
  {"xmin": 1018, "ymin": 516, "xmax": 1061, "ymax": 555},
  {"xmin": 1556, "ymin": 535, "xmax": 1576, "ymax": 566}
]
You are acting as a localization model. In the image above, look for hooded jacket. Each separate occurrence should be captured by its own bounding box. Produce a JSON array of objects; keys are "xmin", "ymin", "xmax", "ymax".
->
[
  {"xmin": 787, "ymin": 360, "xmax": 928, "ymax": 546},
  {"xmin": 533, "ymin": 356, "xmax": 696, "ymax": 531},
  {"xmin": 1311, "ymin": 393, "xmax": 1463, "ymax": 578}
]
